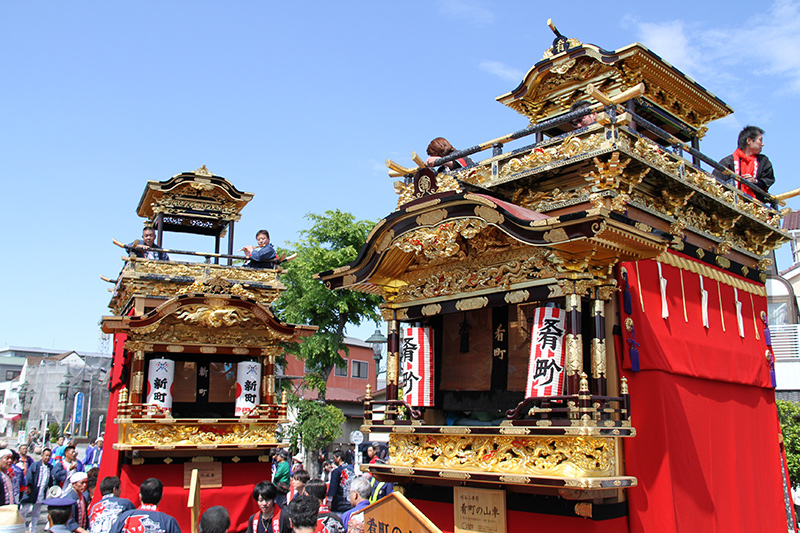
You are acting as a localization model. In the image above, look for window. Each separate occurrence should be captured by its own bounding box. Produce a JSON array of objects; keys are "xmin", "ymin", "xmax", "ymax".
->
[
  {"xmin": 334, "ymin": 364, "xmax": 348, "ymax": 377},
  {"xmin": 5, "ymin": 371, "xmax": 19, "ymax": 381},
  {"xmin": 352, "ymin": 360, "xmax": 369, "ymax": 379}
]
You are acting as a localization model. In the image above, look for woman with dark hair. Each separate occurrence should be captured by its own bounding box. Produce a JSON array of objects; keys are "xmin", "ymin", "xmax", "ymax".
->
[
  {"xmin": 425, "ymin": 137, "xmax": 474, "ymax": 172},
  {"xmin": 246, "ymin": 481, "xmax": 291, "ymax": 533}
]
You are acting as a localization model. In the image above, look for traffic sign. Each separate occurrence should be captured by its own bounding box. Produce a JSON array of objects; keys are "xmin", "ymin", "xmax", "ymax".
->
[{"xmin": 73, "ymin": 392, "xmax": 84, "ymax": 429}]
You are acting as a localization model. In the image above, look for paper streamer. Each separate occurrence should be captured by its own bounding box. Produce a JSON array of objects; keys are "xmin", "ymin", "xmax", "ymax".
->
[
  {"xmin": 700, "ymin": 275, "xmax": 709, "ymax": 329},
  {"xmin": 734, "ymin": 288, "xmax": 744, "ymax": 338},
  {"xmin": 658, "ymin": 262, "xmax": 669, "ymax": 319}
]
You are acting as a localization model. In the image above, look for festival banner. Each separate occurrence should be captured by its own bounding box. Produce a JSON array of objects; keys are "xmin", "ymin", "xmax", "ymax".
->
[
  {"xmin": 146, "ymin": 358, "xmax": 175, "ymax": 408},
  {"xmin": 235, "ymin": 361, "xmax": 261, "ymax": 415},
  {"xmin": 401, "ymin": 327, "xmax": 434, "ymax": 407},
  {"xmin": 525, "ymin": 307, "xmax": 567, "ymax": 397}
]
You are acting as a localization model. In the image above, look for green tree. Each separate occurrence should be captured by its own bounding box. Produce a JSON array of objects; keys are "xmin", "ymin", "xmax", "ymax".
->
[
  {"xmin": 282, "ymin": 397, "xmax": 346, "ymax": 455},
  {"xmin": 48, "ymin": 422, "xmax": 61, "ymax": 442},
  {"xmin": 777, "ymin": 399, "xmax": 800, "ymax": 487},
  {"xmin": 276, "ymin": 209, "xmax": 383, "ymax": 399}
]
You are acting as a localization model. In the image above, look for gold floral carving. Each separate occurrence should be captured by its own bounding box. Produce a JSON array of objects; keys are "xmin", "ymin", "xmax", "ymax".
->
[
  {"xmin": 504, "ymin": 290, "xmax": 530, "ymax": 304},
  {"xmin": 129, "ymin": 260, "xmax": 279, "ymax": 285},
  {"xmin": 439, "ymin": 471, "xmax": 471, "ymax": 480},
  {"xmin": 376, "ymin": 230, "xmax": 395, "ymax": 254},
  {"xmin": 421, "ymin": 304, "xmax": 442, "ymax": 316},
  {"xmin": 498, "ymin": 134, "xmax": 605, "ymax": 179},
  {"xmin": 454, "ymin": 165, "xmax": 492, "ymax": 185},
  {"xmin": 386, "ymin": 352, "xmax": 399, "ymax": 384},
  {"xmin": 590, "ymin": 339, "xmax": 606, "ymax": 378},
  {"xmin": 544, "ymin": 228, "xmax": 569, "ymax": 243},
  {"xmin": 388, "ymin": 434, "xmax": 616, "ymax": 478},
  {"xmin": 455, "ymin": 297, "xmax": 489, "ymax": 311},
  {"xmin": 122, "ymin": 423, "xmax": 278, "ymax": 446},
  {"xmin": 394, "ymin": 219, "xmax": 488, "ymax": 263},
  {"xmin": 416, "ymin": 209, "xmax": 448, "ymax": 227},
  {"xmin": 500, "ymin": 475, "xmax": 530, "ymax": 484},
  {"xmin": 565, "ymin": 335, "xmax": 583, "ymax": 375},
  {"xmin": 395, "ymin": 247, "xmax": 555, "ymax": 302},
  {"xmin": 513, "ymin": 187, "xmax": 586, "ymax": 212},
  {"xmin": 475, "ymin": 205, "xmax": 504, "ymax": 225}
]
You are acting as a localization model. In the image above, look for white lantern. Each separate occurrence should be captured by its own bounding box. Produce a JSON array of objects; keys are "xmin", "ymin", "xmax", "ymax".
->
[
  {"xmin": 147, "ymin": 358, "xmax": 175, "ymax": 409},
  {"xmin": 235, "ymin": 361, "xmax": 261, "ymax": 416}
]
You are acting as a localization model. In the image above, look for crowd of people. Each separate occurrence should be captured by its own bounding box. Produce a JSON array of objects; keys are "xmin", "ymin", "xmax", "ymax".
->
[
  {"xmin": 0, "ymin": 441, "xmax": 391, "ymax": 533},
  {"xmin": 0, "ymin": 434, "xmax": 106, "ymax": 531},
  {"xmin": 257, "ymin": 447, "xmax": 392, "ymax": 533}
]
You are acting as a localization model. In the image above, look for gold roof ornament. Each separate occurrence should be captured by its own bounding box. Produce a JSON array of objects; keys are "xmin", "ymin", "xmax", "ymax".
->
[
  {"xmin": 136, "ymin": 167, "xmax": 255, "ymax": 232},
  {"xmin": 497, "ymin": 21, "xmax": 733, "ymax": 139}
]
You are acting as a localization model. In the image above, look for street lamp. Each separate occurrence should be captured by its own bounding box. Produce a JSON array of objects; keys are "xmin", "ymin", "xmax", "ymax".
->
[
  {"xmin": 365, "ymin": 329, "xmax": 388, "ymax": 382},
  {"xmin": 58, "ymin": 370, "xmax": 74, "ymax": 430},
  {"xmin": 17, "ymin": 381, "xmax": 33, "ymax": 432}
]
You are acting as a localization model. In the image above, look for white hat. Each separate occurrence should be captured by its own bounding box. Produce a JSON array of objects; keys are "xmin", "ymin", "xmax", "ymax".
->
[
  {"xmin": 0, "ymin": 450, "xmax": 12, "ymax": 459},
  {"xmin": 70, "ymin": 472, "xmax": 88, "ymax": 484}
]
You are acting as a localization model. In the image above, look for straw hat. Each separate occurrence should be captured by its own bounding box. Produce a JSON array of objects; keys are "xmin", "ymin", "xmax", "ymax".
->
[{"xmin": 0, "ymin": 505, "xmax": 25, "ymax": 533}]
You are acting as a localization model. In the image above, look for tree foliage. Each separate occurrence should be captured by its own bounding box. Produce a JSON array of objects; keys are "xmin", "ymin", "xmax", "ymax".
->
[
  {"xmin": 275, "ymin": 210, "xmax": 383, "ymax": 398},
  {"xmin": 281, "ymin": 397, "xmax": 346, "ymax": 455},
  {"xmin": 777, "ymin": 399, "xmax": 800, "ymax": 487}
]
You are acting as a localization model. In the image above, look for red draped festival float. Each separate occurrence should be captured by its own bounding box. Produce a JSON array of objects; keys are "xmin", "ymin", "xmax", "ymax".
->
[
  {"xmin": 317, "ymin": 23, "xmax": 798, "ymax": 533},
  {"xmin": 97, "ymin": 167, "xmax": 315, "ymax": 531}
]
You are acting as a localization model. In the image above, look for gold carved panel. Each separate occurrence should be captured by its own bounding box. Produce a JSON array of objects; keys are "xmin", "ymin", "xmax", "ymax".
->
[
  {"xmin": 121, "ymin": 423, "xmax": 278, "ymax": 447},
  {"xmin": 389, "ymin": 434, "xmax": 616, "ymax": 478}
]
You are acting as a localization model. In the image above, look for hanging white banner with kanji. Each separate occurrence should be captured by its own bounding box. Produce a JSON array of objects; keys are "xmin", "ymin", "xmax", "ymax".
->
[
  {"xmin": 146, "ymin": 358, "xmax": 174, "ymax": 409},
  {"xmin": 526, "ymin": 307, "xmax": 567, "ymax": 397},
  {"xmin": 235, "ymin": 361, "xmax": 261, "ymax": 416},
  {"xmin": 401, "ymin": 326, "xmax": 435, "ymax": 407}
]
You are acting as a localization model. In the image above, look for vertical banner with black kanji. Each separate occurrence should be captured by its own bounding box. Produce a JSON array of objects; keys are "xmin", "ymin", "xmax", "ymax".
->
[
  {"xmin": 235, "ymin": 361, "xmax": 262, "ymax": 415},
  {"xmin": 525, "ymin": 307, "xmax": 567, "ymax": 397},
  {"xmin": 401, "ymin": 326, "xmax": 435, "ymax": 407},
  {"xmin": 146, "ymin": 358, "xmax": 175, "ymax": 408},
  {"xmin": 491, "ymin": 306, "xmax": 509, "ymax": 391}
]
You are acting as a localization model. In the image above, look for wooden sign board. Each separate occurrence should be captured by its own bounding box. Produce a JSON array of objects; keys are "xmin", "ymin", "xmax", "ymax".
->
[
  {"xmin": 183, "ymin": 462, "xmax": 222, "ymax": 489},
  {"xmin": 363, "ymin": 492, "xmax": 442, "ymax": 533},
  {"xmin": 454, "ymin": 487, "xmax": 507, "ymax": 533}
]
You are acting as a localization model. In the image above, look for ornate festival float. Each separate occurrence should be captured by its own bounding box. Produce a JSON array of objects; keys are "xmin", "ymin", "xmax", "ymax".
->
[
  {"xmin": 318, "ymin": 23, "xmax": 799, "ymax": 532},
  {"xmin": 98, "ymin": 167, "xmax": 315, "ymax": 530}
]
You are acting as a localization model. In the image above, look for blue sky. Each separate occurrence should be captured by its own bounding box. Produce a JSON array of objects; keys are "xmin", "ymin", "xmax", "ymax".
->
[{"xmin": 2, "ymin": 1, "xmax": 799, "ymax": 352}]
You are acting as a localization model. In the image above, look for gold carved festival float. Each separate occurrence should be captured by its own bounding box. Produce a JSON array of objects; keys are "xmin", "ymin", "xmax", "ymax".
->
[
  {"xmin": 317, "ymin": 24, "xmax": 793, "ymax": 516},
  {"xmin": 101, "ymin": 167, "xmax": 315, "ymax": 457}
]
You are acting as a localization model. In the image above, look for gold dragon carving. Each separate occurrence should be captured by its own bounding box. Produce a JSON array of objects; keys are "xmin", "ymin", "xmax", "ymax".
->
[
  {"xmin": 175, "ymin": 305, "xmax": 252, "ymax": 328},
  {"xmin": 498, "ymin": 134, "xmax": 605, "ymax": 179},
  {"xmin": 388, "ymin": 434, "xmax": 615, "ymax": 478},
  {"xmin": 123, "ymin": 423, "xmax": 278, "ymax": 446},
  {"xmin": 394, "ymin": 246, "xmax": 560, "ymax": 302}
]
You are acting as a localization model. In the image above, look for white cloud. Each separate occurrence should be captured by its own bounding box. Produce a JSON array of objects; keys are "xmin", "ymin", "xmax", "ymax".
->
[
  {"xmin": 478, "ymin": 60, "xmax": 524, "ymax": 82},
  {"xmin": 631, "ymin": 0, "xmax": 800, "ymax": 97},
  {"xmin": 437, "ymin": 0, "xmax": 494, "ymax": 27}
]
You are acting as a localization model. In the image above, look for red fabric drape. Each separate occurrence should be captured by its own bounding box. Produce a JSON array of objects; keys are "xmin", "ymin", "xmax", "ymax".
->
[
  {"xmin": 91, "ymin": 331, "xmax": 127, "ymax": 507},
  {"xmin": 617, "ymin": 256, "xmax": 771, "ymax": 386},
  {"xmin": 617, "ymin": 255, "xmax": 789, "ymax": 532},
  {"xmin": 622, "ymin": 370, "xmax": 787, "ymax": 533},
  {"xmin": 119, "ymin": 463, "xmax": 271, "ymax": 533}
]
